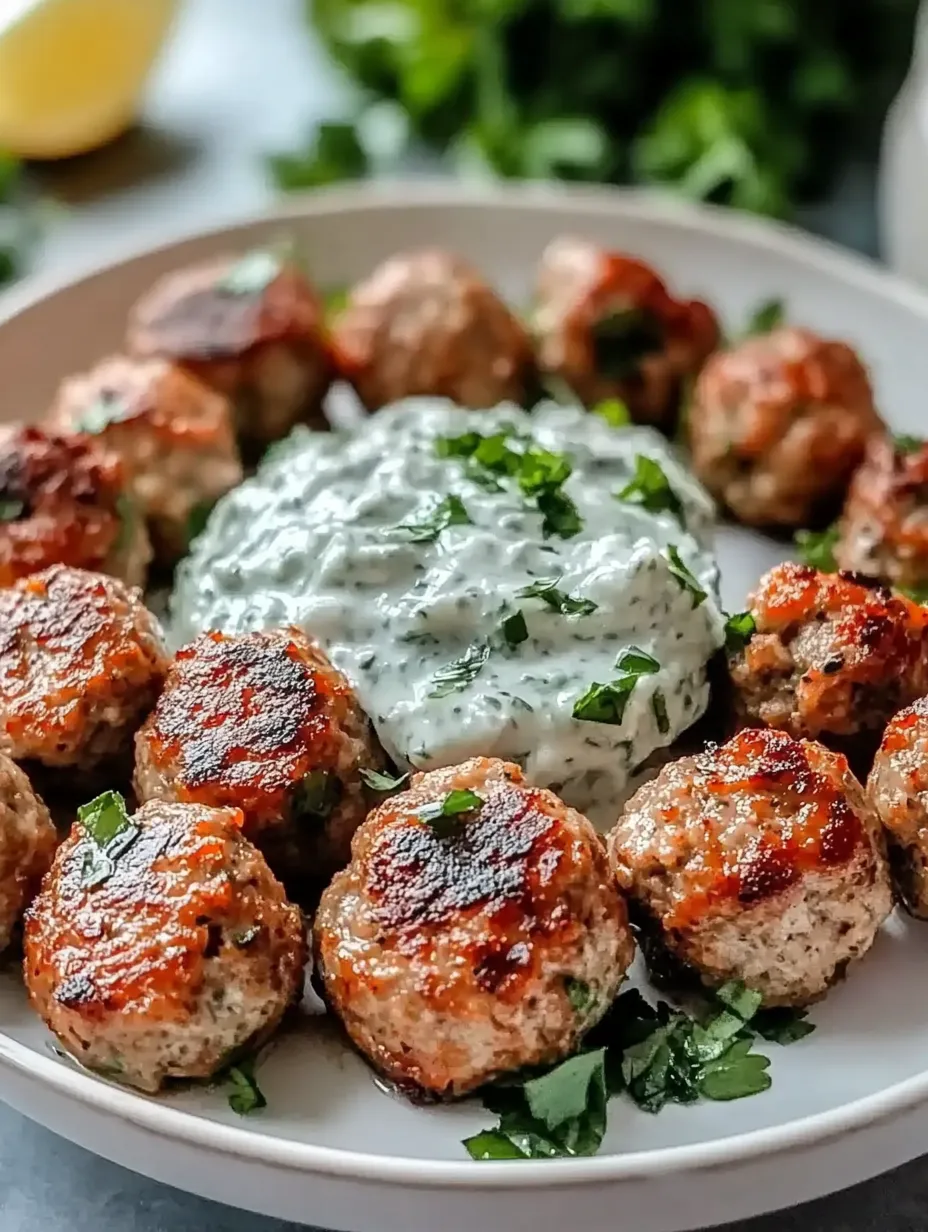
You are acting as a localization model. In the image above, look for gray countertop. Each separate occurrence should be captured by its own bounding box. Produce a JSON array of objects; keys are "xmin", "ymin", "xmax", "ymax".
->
[{"xmin": 0, "ymin": 0, "xmax": 909, "ymax": 1228}]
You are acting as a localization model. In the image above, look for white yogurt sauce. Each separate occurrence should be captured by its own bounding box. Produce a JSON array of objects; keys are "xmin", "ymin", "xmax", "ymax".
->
[{"xmin": 171, "ymin": 400, "xmax": 724, "ymax": 820}]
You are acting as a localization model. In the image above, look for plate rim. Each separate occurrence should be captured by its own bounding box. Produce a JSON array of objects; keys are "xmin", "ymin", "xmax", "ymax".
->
[{"xmin": 3, "ymin": 178, "xmax": 928, "ymax": 1190}]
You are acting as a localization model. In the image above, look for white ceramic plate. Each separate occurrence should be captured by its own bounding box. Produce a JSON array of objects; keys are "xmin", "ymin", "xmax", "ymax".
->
[{"xmin": 1, "ymin": 182, "xmax": 928, "ymax": 1232}]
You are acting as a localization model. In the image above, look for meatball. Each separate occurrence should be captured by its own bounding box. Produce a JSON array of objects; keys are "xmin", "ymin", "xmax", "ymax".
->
[
  {"xmin": 126, "ymin": 249, "xmax": 332, "ymax": 453},
  {"xmin": 329, "ymin": 249, "xmax": 533, "ymax": 411},
  {"xmin": 688, "ymin": 326, "xmax": 882, "ymax": 528},
  {"xmin": 0, "ymin": 566, "xmax": 169, "ymax": 770},
  {"xmin": 314, "ymin": 756, "xmax": 634, "ymax": 1100},
  {"xmin": 0, "ymin": 754, "xmax": 56, "ymax": 953},
  {"xmin": 868, "ymin": 696, "xmax": 928, "ymax": 917},
  {"xmin": 729, "ymin": 562, "xmax": 928, "ymax": 752},
  {"xmin": 836, "ymin": 433, "xmax": 928, "ymax": 595},
  {"xmin": 48, "ymin": 355, "xmax": 243, "ymax": 564},
  {"xmin": 0, "ymin": 424, "xmax": 150, "ymax": 588},
  {"xmin": 532, "ymin": 236, "xmax": 719, "ymax": 429},
  {"xmin": 608, "ymin": 728, "xmax": 891, "ymax": 1006},
  {"xmin": 24, "ymin": 795, "xmax": 306, "ymax": 1091},
  {"xmin": 134, "ymin": 627, "xmax": 385, "ymax": 894}
]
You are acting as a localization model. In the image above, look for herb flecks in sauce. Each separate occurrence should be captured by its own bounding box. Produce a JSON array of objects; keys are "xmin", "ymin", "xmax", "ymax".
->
[
  {"xmin": 573, "ymin": 647, "xmax": 661, "ymax": 725},
  {"xmin": 394, "ymin": 494, "xmax": 472, "ymax": 543}
]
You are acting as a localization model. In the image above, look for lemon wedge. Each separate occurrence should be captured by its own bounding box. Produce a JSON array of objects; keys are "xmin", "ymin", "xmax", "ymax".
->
[{"xmin": 0, "ymin": 0, "xmax": 180, "ymax": 160}]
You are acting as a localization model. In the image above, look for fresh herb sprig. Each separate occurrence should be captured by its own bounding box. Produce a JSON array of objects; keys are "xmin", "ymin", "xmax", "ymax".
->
[
  {"xmin": 724, "ymin": 611, "xmax": 756, "ymax": 652},
  {"xmin": 795, "ymin": 524, "xmax": 839, "ymax": 572},
  {"xmin": 417, "ymin": 787, "xmax": 483, "ymax": 836},
  {"xmin": 77, "ymin": 791, "xmax": 141, "ymax": 890},
  {"xmin": 572, "ymin": 647, "xmax": 661, "ymax": 726},
  {"xmin": 743, "ymin": 297, "xmax": 785, "ymax": 337},
  {"xmin": 360, "ymin": 767, "xmax": 409, "ymax": 794},
  {"xmin": 664, "ymin": 544, "xmax": 708, "ymax": 607},
  {"xmin": 465, "ymin": 983, "xmax": 814, "ymax": 1160},
  {"xmin": 616, "ymin": 455, "xmax": 685, "ymax": 524}
]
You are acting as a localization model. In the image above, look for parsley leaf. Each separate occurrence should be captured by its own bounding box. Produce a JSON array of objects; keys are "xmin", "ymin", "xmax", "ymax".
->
[
  {"xmin": 0, "ymin": 498, "xmax": 23, "ymax": 522},
  {"xmin": 417, "ymin": 787, "xmax": 483, "ymax": 835},
  {"xmin": 616, "ymin": 455, "xmax": 685, "ymax": 523},
  {"xmin": 500, "ymin": 610, "xmax": 529, "ymax": 647},
  {"xmin": 463, "ymin": 1130, "xmax": 529, "ymax": 1160},
  {"xmin": 795, "ymin": 524, "xmax": 839, "ymax": 572},
  {"xmin": 572, "ymin": 646, "xmax": 661, "ymax": 725},
  {"xmin": 894, "ymin": 433, "xmax": 925, "ymax": 457},
  {"xmin": 664, "ymin": 544, "xmax": 708, "ymax": 607},
  {"xmin": 752, "ymin": 1007, "xmax": 816, "ymax": 1044},
  {"xmin": 76, "ymin": 390, "xmax": 128, "ymax": 435},
  {"xmin": 700, "ymin": 1039, "xmax": 771, "ymax": 1101},
  {"xmin": 523, "ymin": 1049, "xmax": 607, "ymax": 1135},
  {"xmin": 217, "ymin": 249, "xmax": 284, "ymax": 296},
  {"xmin": 715, "ymin": 980, "xmax": 764, "ymax": 1022},
  {"xmin": 724, "ymin": 611, "xmax": 756, "ymax": 652},
  {"xmin": 225, "ymin": 1056, "xmax": 267, "ymax": 1116},
  {"xmin": 517, "ymin": 576, "xmax": 598, "ymax": 616},
  {"xmin": 429, "ymin": 641, "xmax": 490, "ymax": 698},
  {"xmin": 359, "ymin": 767, "xmax": 409, "ymax": 794},
  {"xmin": 592, "ymin": 398, "xmax": 631, "ymax": 428},
  {"xmin": 565, "ymin": 977, "xmax": 594, "ymax": 1016},
  {"xmin": 77, "ymin": 791, "xmax": 140, "ymax": 890},
  {"xmin": 394, "ymin": 494, "xmax": 472, "ymax": 542},
  {"xmin": 292, "ymin": 770, "xmax": 342, "ymax": 820},
  {"xmin": 536, "ymin": 487, "xmax": 582, "ymax": 539},
  {"xmin": 744, "ymin": 297, "xmax": 785, "ymax": 336},
  {"xmin": 267, "ymin": 122, "xmax": 368, "ymax": 192}
]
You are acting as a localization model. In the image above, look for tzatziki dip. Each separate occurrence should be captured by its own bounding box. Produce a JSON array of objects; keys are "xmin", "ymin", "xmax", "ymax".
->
[{"xmin": 171, "ymin": 399, "xmax": 724, "ymax": 819}]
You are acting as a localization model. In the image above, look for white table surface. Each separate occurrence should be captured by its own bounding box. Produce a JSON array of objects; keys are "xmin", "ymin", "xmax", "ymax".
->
[{"xmin": 1, "ymin": 0, "xmax": 903, "ymax": 1228}]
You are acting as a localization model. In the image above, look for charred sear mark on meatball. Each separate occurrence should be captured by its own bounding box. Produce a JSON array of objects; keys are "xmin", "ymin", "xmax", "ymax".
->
[
  {"xmin": 330, "ymin": 249, "xmax": 533, "ymax": 412},
  {"xmin": 688, "ymin": 327, "xmax": 882, "ymax": 529},
  {"xmin": 532, "ymin": 237, "xmax": 719, "ymax": 428},
  {"xmin": 836, "ymin": 433, "xmax": 928, "ymax": 594},
  {"xmin": 0, "ymin": 424, "xmax": 151, "ymax": 588},
  {"xmin": 24, "ymin": 799, "xmax": 306, "ymax": 1092},
  {"xmin": 608, "ymin": 728, "xmax": 891, "ymax": 1007},
  {"xmin": 868, "ymin": 694, "xmax": 928, "ymax": 918},
  {"xmin": 134, "ymin": 627, "xmax": 385, "ymax": 892},
  {"xmin": 729, "ymin": 561, "xmax": 928, "ymax": 753},
  {"xmin": 314, "ymin": 757, "xmax": 634, "ymax": 1099},
  {"xmin": 48, "ymin": 355, "xmax": 243, "ymax": 566},
  {"xmin": 0, "ymin": 566, "xmax": 168, "ymax": 771}
]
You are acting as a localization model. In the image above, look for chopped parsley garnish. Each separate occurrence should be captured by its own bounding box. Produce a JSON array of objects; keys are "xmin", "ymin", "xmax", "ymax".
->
[
  {"xmin": 186, "ymin": 499, "xmax": 215, "ymax": 545},
  {"xmin": 795, "ymin": 524, "xmax": 839, "ymax": 572},
  {"xmin": 217, "ymin": 248, "xmax": 284, "ymax": 296},
  {"xmin": 359, "ymin": 767, "xmax": 409, "ymax": 794},
  {"xmin": 76, "ymin": 390, "xmax": 129, "ymax": 435},
  {"xmin": 565, "ymin": 977, "xmax": 594, "ymax": 1016},
  {"xmin": 894, "ymin": 433, "xmax": 925, "ymax": 456},
  {"xmin": 77, "ymin": 791, "xmax": 141, "ymax": 890},
  {"xmin": 744, "ymin": 297, "xmax": 785, "ymax": 336},
  {"xmin": 500, "ymin": 610, "xmax": 529, "ymax": 647},
  {"xmin": 664, "ymin": 544, "xmax": 708, "ymax": 607},
  {"xmin": 898, "ymin": 583, "xmax": 928, "ymax": 605},
  {"xmin": 517, "ymin": 576, "xmax": 598, "ymax": 616},
  {"xmin": 429, "ymin": 640, "xmax": 491, "ymax": 698},
  {"xmin": 651, "ymin": 689, "xmax": 670, "ymax": 734},
  {"xmin": 591, "ymin": 307, "xmax": 663, "ymax": 379},
  {"xmin": 572, "ymin": 646, "xmax": 661, "ymax": 726},
  {"xmin": 394, "ymin": 494, "xmax": 472, "ymax": 543},
  {"xmin": 417, "ymin": 787, "xmax": 483, "ymax": 835},
  {"xmin": 434, "ymin": 430, "xmax": 583, "ymax": 539},
  {"xmin": 292, "ymin": 769, "xmax": 342, "ymax": 820},
  {"xmin": 724, "ymin": 610, "xmax": 756, "ymax": 652},
  {"xmin": 616, "ymin": 454, "xmax": 685, "ymax": 523},
  {"xmin": 0, "ymin": 498, "xmax": 23, "ymax": 522},
  {"xmin": 592, "ymin": 398, "xmax": 631, "ymax": 428},
  {"xmin": 466, "ymin": 981, "xmax": 811, "ymax": 1159},
  {"xmin": 224, "ymin": 1056, "xmax": 267, "ymax": 1116}
]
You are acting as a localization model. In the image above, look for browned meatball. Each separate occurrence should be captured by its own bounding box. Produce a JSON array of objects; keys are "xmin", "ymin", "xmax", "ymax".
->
[
  {"xmin": 868, "ymin": 696, "xmax": 928, "ymax": 916},
  {"xmin": 532, "ymin": 236, "xmax": 719, "ymax": 429},
  {"xmin": 689, "ymin": 327, "xmax": 882, "ymax": 528},
  {"xmin": 608, "ymin": 728, "xmax": 891, "ymax": 1006},
  {"xmin": 0, "ymin": 566, "xmax": 169, "ymax": 770},
  {"xmin": 0, "ymin": 424, "xmax": 150, "ymax": 588},
  {"xmin": 836, "ymin": 433, "xmax": 928, "ymax": 595},
  {"xmin": 48, "ymin": 355, "xmax": 243, "ymax": 564},
  {"xmin": 330, "ymin": 249, "xmax": 533, "ymax": 411},
  {"xmin": 0, "ymin": 753, "xmax": 56, "ymax": 953},
  {"xmin": 134, "ymin": 627, "xmax": 385, "ymax": 894},
  {"xmin": 314, "ymin": 757, "xmax": 634, "ymax": 1100},
  {"xmin": 729, "ymin": 562, "xmax": 928, "ymax": 753},
  {"xmin": 126, "ymin": 249, "xmax": 332, "ymax": 453},
  {"xmin": 24, "ymin": 795, "xmax": 306, "ymax": 1091}
]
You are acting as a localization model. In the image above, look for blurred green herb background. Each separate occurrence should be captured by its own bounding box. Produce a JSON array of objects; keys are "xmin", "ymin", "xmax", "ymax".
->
[{"xmin": 278, "ymin": 0, "xmax": 919, "ymax": 218}]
